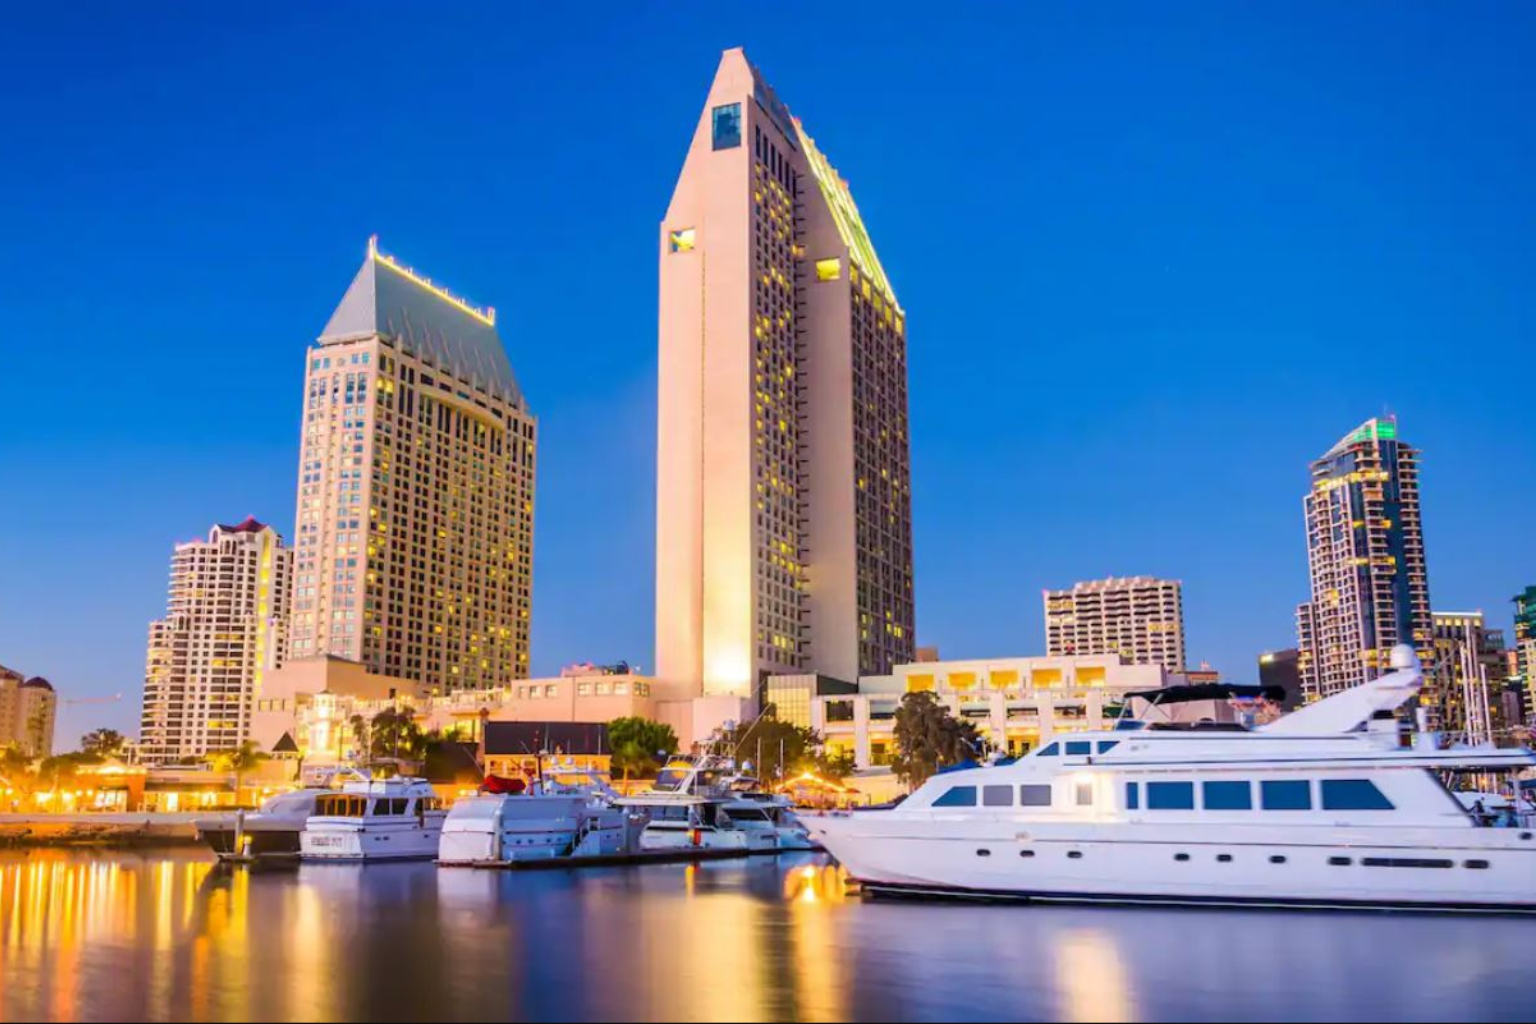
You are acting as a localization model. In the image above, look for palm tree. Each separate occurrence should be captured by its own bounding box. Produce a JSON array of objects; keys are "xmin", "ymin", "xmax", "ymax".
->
[{"xmin": 211, "ymin": 741, "xmax": 267, "ymax": 806}]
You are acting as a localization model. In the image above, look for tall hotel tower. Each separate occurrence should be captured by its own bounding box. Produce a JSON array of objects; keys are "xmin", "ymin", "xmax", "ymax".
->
[
  {"xmin": 657, "ymin": 48, "xmax": 915, "ymax": 702},
  {"xmin": 1296, "ymin": 417, "xmax": 1433, "ymax": 701},
  {"xmin": 287, "ymin": 240, "xmax": 536, "ymax": 693},
  {"xmin": 140, "ymin": 518, "xmax": 291, "ymax": 763}
]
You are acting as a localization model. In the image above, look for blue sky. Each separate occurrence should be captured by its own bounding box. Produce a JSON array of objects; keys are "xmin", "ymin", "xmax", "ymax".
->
[{"xmin": 1, "ymin": 4, "xmax": 1532, "ymax": 748}]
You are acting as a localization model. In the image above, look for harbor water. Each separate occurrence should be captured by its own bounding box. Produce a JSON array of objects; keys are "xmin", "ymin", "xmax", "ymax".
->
[{"xmin": 0, "ymin": 848, "xmax": 1529, "ymax": 1022}]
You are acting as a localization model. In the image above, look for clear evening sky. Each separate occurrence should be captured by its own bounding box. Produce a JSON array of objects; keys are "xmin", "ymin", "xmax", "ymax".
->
[{"xmin": 1, "ymin": 5, "xmax": 1532, "ymax": 748}]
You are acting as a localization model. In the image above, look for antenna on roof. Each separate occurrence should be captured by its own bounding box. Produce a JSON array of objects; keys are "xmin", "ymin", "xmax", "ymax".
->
[{"xmin": 367, "ymin": 234, "xmax": 379, "ymax": 257}]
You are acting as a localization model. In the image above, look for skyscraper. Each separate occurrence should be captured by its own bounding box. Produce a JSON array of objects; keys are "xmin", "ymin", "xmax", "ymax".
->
[
  {"xmin": 1043, "ymin": 577, "xmax": 1187, "ymax": 672},
  {"xmin": 656, "ymin": 49, "xmax": 914, "ymax": 703},
  {"xmin": 1296, "ymin": 416, "xmax": 1433, "ymax": 701},
  {"xmin": 287, "ymin": 240, "xmax": 536, "ymax": 693},
  {"xmin": 1513, "ymin": 585, "xmax": 1536, "ymax": 720},
  {"xmin": 139, "ymin": 518, "xmax": 291, "ymax": 763},
  {"xmin": 1430, "ymin": 611, "xmax": 1506, "ymax": 739}
]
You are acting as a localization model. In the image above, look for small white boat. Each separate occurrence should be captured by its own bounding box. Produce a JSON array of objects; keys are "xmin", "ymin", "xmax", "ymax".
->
[
  {"xmin": 196, "ymin": 788, "xmax": 331, "ymax": 861},
  {"xmin": 300, "ymin": 777, "xmax": 446, "ymax": 862},
  {"xmin": 439, "ymin": 771, "xmax": 631, "ymax": 865},
  {"xmin": 621, "ymin": 759, "xmax": 779, "ymax": 853},
  {"xmin": 721, "ymin": 776, "xmax": 819, "ymax": 851}
]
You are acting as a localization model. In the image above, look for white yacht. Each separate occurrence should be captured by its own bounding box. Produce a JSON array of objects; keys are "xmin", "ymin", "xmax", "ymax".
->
[
  {"xmin": 439, "ymin": 770, "xmax": 631, "ymax": 865},
  {"xmin": 196, "ymin": 788, "xmax": 332, "ymax": 862},
  {"xmin": 300, "ymin": 777, "xmax": 447, "ymax": 862},
  {"xmin": 809, "ymin": 646, "xmax": 1536, "ymax": 913},
  {"xmin": 721, "ymin": 776, "xmax": 819, "ymax": 851},
  {"xmin": 621, "ymin": 759, "xmax": 778, "ymax": 854}
]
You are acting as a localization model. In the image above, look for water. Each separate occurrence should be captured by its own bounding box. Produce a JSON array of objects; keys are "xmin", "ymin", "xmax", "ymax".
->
[{"xmin": 0, "ymin": 849, "xmax": 1529, "ymax": 1023}]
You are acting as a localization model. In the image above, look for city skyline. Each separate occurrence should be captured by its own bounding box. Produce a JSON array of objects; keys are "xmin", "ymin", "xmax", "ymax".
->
[{"xmin": 2, "ymin": 8, "xmax": 1533, "ymax": 748}]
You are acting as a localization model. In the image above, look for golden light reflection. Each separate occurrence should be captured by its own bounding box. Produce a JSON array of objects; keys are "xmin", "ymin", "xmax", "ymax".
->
[{"xmin": 1055, "ymin": 928, "xmax": 1133, "ymax": 1023}]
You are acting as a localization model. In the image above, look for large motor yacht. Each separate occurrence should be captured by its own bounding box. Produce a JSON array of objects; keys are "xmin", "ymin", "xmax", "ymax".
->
[
  {"xmin": 299, "ymin": 777, "xmax": 447, "ymax": 862},
  {"xmin": 809, "ymin": 646, "xmax": 1536, "ymax": 913}
]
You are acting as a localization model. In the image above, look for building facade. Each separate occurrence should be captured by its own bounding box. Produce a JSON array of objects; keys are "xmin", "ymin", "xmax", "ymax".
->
[
  {"xmin": 1515, "ymin": 586, "xmax": 1536, "ymax": 720},
  {"xmin": 656, "ymin": 48, "xmax": 915, "ymax": 705},
  {"xmin": 255, "ymin": 663, "xmax": 662, "ymax": 769},
  {"xmin": 809, "ymin": 654, "xmax": 1165, "ymax": 770},
  {"xmin": 139, "ymin": 518, "xmax": 292, "ymax": 764},
  {"xmin": 0, "ymin": 666, "xmax": 57, "ymax": 758},
  {"xmin": 1296, "ymin": 417, "xmax": 1433, "ymax": 701},
  {"xmin": 1430, "ymin": 612, "xmax": 1507, "ymax": 740},
  {"xmin": 1257, "ymin": 648, "xmax": 1304, "ymax": 710},
  {"xmin": 288, "ymin": 240, "xmax": 537, "ymax": 694},
  {"xmin": 1043, "ymin": 577, "xmax": 1186, "ymax": 672}
]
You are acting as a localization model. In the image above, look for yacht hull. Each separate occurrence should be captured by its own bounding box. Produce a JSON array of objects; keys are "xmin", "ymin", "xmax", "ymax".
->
[
  {"xmin": 300, "ymin": 822, "xmax": 444, "ymax": 862},
  {"xmin": 811, "ymin": 817, "xmax": 1536, "ymax": 913}
]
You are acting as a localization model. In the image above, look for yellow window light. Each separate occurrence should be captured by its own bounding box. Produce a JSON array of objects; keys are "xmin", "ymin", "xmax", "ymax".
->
[{"xmin": 815, "ymin": 257, "xmax": 842, "ymax": 282}]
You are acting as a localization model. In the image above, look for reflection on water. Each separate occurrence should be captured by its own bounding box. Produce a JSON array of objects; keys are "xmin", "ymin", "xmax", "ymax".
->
[{"xmin": 0, "ymin": 849, "xmax": 1529, "ymax": 1023}]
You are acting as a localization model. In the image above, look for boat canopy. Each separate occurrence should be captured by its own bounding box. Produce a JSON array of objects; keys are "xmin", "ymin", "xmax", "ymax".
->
[{"xmin": 1125, "ymin": 683, "xmax": 1285, "ymax": 705}]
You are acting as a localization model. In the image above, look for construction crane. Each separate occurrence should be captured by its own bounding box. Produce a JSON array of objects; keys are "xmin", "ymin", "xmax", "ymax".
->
[{"xmin": 59, "ymin": 694, "xmax": 123, "ymax": 706}]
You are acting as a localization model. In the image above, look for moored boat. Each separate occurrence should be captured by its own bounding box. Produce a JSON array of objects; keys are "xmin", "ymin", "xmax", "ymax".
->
[
  {"xmin": 809, "ymin": 646, "xmax": 1536, "ymax": 913},
  {"xmin": 300, "ymin": 777, "xmax": 446, "ymax": 862}
]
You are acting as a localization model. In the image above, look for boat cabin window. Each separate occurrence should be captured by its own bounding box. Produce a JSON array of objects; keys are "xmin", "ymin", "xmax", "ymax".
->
[
  {"xmin": 651, "ymin": 805, "xmax": 692, "ymax": 822},
  {"xmin": 1065, "ymin": 742, "xmax": 1092, "ymax": 756},
  {"xmin": 1261, "ymin": 780, "xmax": 1312, "ymax": 811},
  {"xmin": 1096, "ymin": 741, "xmax": 1119, "ymax": 754},
  {"xmin": 315, "ymin": 795, "xmax": 368, "ymax": 818},
  {"xmin": 982, "ymin": 785, "xmax": 1014, "ymax": 807},
  {"xmin": 418, "ymin": 797, "xmax": 443, "ymax": 812},
  {"xmin": 1321, "ymin": 779, "xmax": 1394, "ymax": 811},
  {"xmin": 372, "ymin": 798, "xmax": 410, "ymax": 816},
  {"xmin": 1075, "ymin": 783, "xmax": 1093, "ymax": 807},
  {"xmin": 1035, "ymin": 743, "xmax": 1060, "ymax": 758},
  {"xmin": 1019, "ymin": 785, "xmax": 1052, "ymax": 807},
  {"xmin": 1203, "ymin": 781, "xmax": 1253, "ymax": 811},
  {"xmin": 1125, "ymin": 783, "xmax": 1139, "ymax": 810},
  {"xmin": 1146, "ymin": 782, "xmax": 1195, "ymax": 810},
  {"xmin": 652, "ymin": 769, "xmax": 691, "ymax": 792},
  {"xmin": 932, "ymin": 785, "xmax": 978, "ymax": 808}
]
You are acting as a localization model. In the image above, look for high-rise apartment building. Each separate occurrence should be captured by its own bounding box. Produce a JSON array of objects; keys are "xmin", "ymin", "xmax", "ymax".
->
[
  {"xmin": 1513, "ymin": 586, "xmax": 1536, "ymax": 721},
  {"xmin": 656, "ymin": 49, "xmax": 914, "ymax": 703},
  {"xmin": 287, "ymin": 240, "xmax": 536, "ymax": 693},
  {"xmin": 1043, "ymin": 577, "xmax": 1186, "ymax": 672},
  {"xmin": 1296, "ymin": 417, "xmax": 1433, "ymax": 701},
  {"xmin": 139, "ymin": 518, "xmax": 291, "ymax": 763},
  {"xmin": 1430, "ymin": 611, "xmax": 1506, "ymax": 739},
  {"xmin": 0, "ymin": 665, "xmax": 56, "ymax": 758}
]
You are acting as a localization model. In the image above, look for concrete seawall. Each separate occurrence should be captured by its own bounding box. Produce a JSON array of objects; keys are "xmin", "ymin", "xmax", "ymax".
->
[{"xmin": 0, "ymin": 813, "xmax": 232, "ymax": 847}]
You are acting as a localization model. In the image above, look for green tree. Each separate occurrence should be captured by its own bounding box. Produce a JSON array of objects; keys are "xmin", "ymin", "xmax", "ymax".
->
[
  {"xmin": 369, "ymin": 708, "xmax": 427, "ymax": 762},
  {"xmin": 814, "ymin": 748, "xmax": 857, "ymax": 781},
  {"xmin": 727, "ymin": 714, "xmax": 831, "ymax": 782},
  {"xmin": 209, "ymin": 741, "xmax": 267, "ymax": 804},
  {"xmin": 891, "ymin": 691, "xmax": 982, "ymax": 788},
  {"xmin": 348, "ymin": 714, "xmax": 370, "ymax": 759},
  {"xmin": 79, "ymin": 728, "xmax": 127, "ymax": 759},
  {"xmin": 37, "ymin": 751, "xmax": 102, "ymax": 792},
  {"xmin": 607, "ymin": 716, "xmax": 679, "ymax": 783},
  {"xmin": 0, "ymin": 744, "xmax": 34, "ymax": 800}
]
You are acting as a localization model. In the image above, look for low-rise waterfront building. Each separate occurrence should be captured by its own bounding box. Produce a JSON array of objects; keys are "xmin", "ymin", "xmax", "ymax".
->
[{"xmin": 805, "ymin": 654, "xmax": 1165, "ymax": 772}]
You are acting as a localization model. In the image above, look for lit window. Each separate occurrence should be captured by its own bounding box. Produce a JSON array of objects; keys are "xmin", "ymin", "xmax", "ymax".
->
[
  {"xmin": 669, "ymin": 228, "xmax": 696, "ymax": 253},
  {"xmin": 815, "ymin": 257, "xmax": 842, "ymax": 282},
  {"xmin": 711, "ymin": 103, "xmax": 742, "ymax": 150}
]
